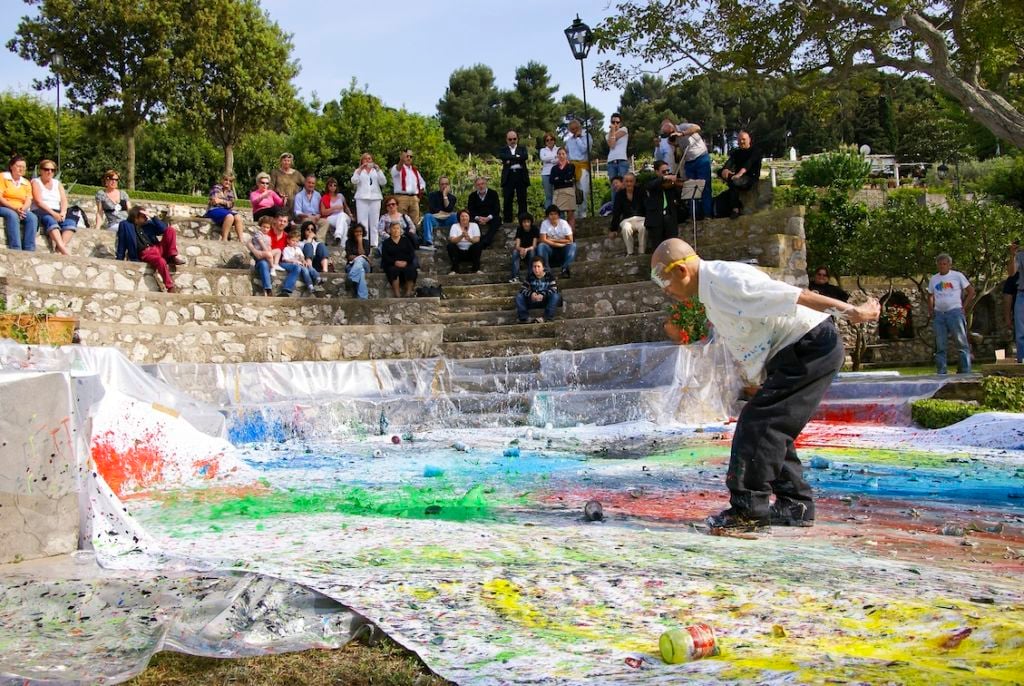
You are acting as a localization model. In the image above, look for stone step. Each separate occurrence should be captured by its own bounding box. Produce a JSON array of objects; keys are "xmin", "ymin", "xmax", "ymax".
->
[
  {"xmin": 76, "ymin": 320, "xmax": 444, "ymax": 363},
  {"xmin": 438, "ymin": 281, "xmax": 667, "ymax": 321},
  {"xmin": 65, "ymin": 227, "xmax": 255, "ymax": 270},
  {"xmin": 443, "ymin": 320, "xmax": 559, "ymax": 343},
  {"xmin": 440, "ymin": 338, "xmax": 560, "ymax": 359}
]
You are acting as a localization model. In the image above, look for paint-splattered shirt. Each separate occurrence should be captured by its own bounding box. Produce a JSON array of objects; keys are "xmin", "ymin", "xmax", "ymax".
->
[{"xmin": 698, "ymin": 260, "xmax": 828, "ymax": 383}]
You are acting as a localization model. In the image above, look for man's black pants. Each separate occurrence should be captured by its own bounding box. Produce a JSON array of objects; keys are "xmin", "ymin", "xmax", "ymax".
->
[
  {"xmin": 503, "ymin": 183, "xmax": 528, "ymax": 223},
  {"xmin": 726, "ymin": 319, "xmax": 844, "ymax": 519}
]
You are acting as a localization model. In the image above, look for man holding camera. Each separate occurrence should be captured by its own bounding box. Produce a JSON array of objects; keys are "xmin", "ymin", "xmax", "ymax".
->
[{"xmin": 659, "ymin": 118, "xmax": 713, "ymax": 220}]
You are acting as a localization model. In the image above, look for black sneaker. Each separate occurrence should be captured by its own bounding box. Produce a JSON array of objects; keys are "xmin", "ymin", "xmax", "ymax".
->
[
  {"xmin": 706, "ymin": 508, "xmax": 770, "ymax": 530},
  {"xmin": 769, "ymin": 501, "xmax": 815, "ymax": 527},
  {"xmin": 561, "ymin": 268, "xmax": 571, "ymax": 279}
]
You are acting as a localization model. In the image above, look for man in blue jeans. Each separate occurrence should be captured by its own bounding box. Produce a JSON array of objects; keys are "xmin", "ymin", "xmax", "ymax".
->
[
  {"xmin": 928, "ymin": 253, "xmax": 975, "ymax": 374},
  {"xmin": 1009, "ymin": 240, "xmax": 1023, "ymax": 362}
]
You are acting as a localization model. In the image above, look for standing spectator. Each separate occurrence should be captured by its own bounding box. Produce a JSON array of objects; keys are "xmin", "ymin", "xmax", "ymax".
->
[
  {"xmin": 270, "ymin": 152, "xmax": 304, "ymax": 215},
  {"xmin": 447, "ymin": 209, "xmax": 483, "ymax": 275},
  {"xmin": 665, "ymin": 118, "xmax": 713, "ymax": 219},
  {"xmin": 281, "ymin": 229, "xmax": 323, "ymax": 297},
  {"xmin": 516, "ymin": 256, "xmax": 560, "ymax": 324},
  {"xmin": 377, "ymin": 196, "xmax": 419, "ymax": 247},
  {"xmin": 249, "ymin": 172, "xmax": 284, "ymax": 221},
  {"xmin": 606, "ymin": 113, "xmax": 630, "ymax": 180},
  {"xmin": 565, "ymin": 119, "xmax": 592, "ymax": 218},
  {"xmin": 381, "ymin": 221, "xmax": 418, "ymax": 297},
  {"xmin": 510, "ymin": 212, "xmax": 538, "ymax": 282},
  {"xmin": 115, "ymin": 206, "xmax": 185, "ymax": 293},
  {"xmin": 1009, "ymin": 241, "xmax": 1023, "ymax": 362},
  {"xmin": 499, "ymin": 130, "xmax": 529, "ymax": 223},
  {"xmin": 467, "ymin": 176, "xmax": 502, "ymax": 249},
  {"xmin": 421, "ymin": 176, "xmax": 458, "ymax": 251},
  {"xmin": 293, "ymin": 173, "xmax": 324, "ymax": 229},
  {"xmin": 248, "ymin": 215, "xmax": 275, "ymax": 297},
  {"xmin": 550, "ymin": 148, "xmax": 577, "ymax": 230},
  {"xmin": 390, "ymin": 149, "xmax": 425, "ymax": 225},
  {"xmin": 808, "ymin": 267, "xmax": 849, "ymax": 302},
  {"xmin": 300, "ymin": 220, "xmax": 329, "ymax": 274},
  {"xmin": 539, "ymin": 133, "xmax": 558, "ymax": 209},
  {"xmin": 718, "ymin": 130, "xmax": 762, "ymax": 218},
  {"xmin": 928, "ymin": 253, "xmax": 975, "ymax": 374},
  {"xmin": 94, "ymin": 169, "xmax": 130, "ymax": 231},
  {"xmin": 609, "ymin": 172, "xmax": 647, "ymax": 256},
  {"xmin": 351, "ymin": 153, "xmax": 388, "ymax": 251},
  {"xmin": 204, "ymin": 173, "xmax": 244, "ymax": 242},
  {"xmin": 319, "ymin": 177, "xmax": 354, "ymax": 243},
  {"xmin": 31, "ymin": 159, "xmax": 76, "ymax": 255},
  {"xmin": 645, "ymin": 161, "xmax": 682, "ymax": 247},
  {"xmin": 345, "ymin": 223, "xmax": 372, "ymax": 300},
  {"xmin": 536, "ymin": 204, "xmax": 576, "ymax": 279},
  {"xmin": 1, "ymin": 155, "xmax": 38, "ymax": 251}
]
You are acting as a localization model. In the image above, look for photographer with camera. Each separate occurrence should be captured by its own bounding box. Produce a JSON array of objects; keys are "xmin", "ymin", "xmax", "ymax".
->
[{"xmin": 657, "ymin": 118, "xmax": 713, "ymax": 220}]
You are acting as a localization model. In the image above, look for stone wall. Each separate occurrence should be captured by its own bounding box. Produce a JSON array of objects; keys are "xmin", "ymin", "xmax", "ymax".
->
[{"xmin": 695, "ymin": 206, "xmax": 807, "ymax": 285}]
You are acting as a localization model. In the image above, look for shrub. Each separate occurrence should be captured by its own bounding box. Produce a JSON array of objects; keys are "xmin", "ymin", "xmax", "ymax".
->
[
  {"xmin": 793, "ymin": 150, "xmax": 872, "ymax": 191},
  {"xmin": 910, "ymin": 399, "xmax": 985, "ymax": 429},
  {"xmin": 981, "ymin": 377, "xmax": 1024, "ymax": 413},
  {"xmin": 773, "ymin": 184, "xmax": 819, "ymax": 208}
]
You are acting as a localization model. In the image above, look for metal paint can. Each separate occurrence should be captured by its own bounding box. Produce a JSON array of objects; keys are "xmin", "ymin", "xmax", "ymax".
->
[{"xmin": 659, "ymin": 624, "xmax": 719, "ymax": 664}]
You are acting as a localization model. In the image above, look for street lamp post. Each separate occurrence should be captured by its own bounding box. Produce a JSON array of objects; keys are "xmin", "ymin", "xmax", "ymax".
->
[
  {"xmin": 564, "ymin": 15, "xmax": 594, "ymax": 218},
  {"xmin": 52, "ymin": 51, "xmax": 64, "ymax": 174}
]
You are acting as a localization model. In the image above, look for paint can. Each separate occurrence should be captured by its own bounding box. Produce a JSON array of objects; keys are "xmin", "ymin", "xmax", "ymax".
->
[
  {"xmin": 583, "ymin": 500, "xmax": 604, "ymax": 522},
  {"xmin": 659, "ymin": 624, "xmax": 719, "ymax": 664}
]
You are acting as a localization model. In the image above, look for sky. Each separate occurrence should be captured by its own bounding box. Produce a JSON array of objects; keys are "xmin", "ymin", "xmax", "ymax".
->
[{"xmin": 0, "ymin": 0, "xmax": 633, "ymax": 123}]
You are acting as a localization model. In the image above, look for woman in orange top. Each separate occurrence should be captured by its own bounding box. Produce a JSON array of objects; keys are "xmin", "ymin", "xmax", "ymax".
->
[{"xmin": 0, "ymin": 155, "xmax": 39, "ymax": 251}]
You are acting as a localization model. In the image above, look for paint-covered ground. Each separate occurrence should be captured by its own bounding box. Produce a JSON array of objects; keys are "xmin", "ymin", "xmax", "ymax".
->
[{"xmin": 95, "ymin": 413, "xmax": 1024, "ymax": 685}]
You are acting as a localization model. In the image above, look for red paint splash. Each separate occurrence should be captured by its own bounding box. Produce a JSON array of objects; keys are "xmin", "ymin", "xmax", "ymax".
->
[{"xmin": 91, "ymin": 430, "xmax": 167, "ymax": 498}]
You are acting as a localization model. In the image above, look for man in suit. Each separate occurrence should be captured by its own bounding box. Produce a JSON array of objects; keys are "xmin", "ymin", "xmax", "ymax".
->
[
  {"xmin": 645, "ymin": 160, "xmax": 682, "ymax": 247},
  {"xmin": 499, "ymin": 130, "xmax": 530, "ymax": 223},
  {"xmin": 467, "ymin": 176, "xmax": 502, "ymax": 249}
]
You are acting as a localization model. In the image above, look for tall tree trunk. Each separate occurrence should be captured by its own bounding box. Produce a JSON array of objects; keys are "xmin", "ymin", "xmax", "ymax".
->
[
  {"xmin": 223, "ymin": 143, "xmax": 234, "ymax": 178},
  {"xmin": 124, "ymin": 130, "xmax": 136, "ymax": 190}
]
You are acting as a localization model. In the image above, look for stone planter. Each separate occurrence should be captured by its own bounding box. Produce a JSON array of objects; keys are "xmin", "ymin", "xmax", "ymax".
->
[{"xmin": 0, "ymin": 313, "xmax": 77, "ymax": 345}]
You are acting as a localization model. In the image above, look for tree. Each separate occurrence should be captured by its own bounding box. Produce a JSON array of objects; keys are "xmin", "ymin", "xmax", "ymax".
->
[
  {"xmin": 134, "ymin": 119, "xmax": 220, "ymax": 195},
  {"xmin": 9, "ymin": 0, "xmax": 183, "ymax": 189},
  {"xmin": 593, "ymin": 0, "xmax": 1024, "ymax": 149},
  {"xmin": 437, "ymin": 65, "xmax": 501, "ymax": 155},
  {"xmin": 502, "ymin": 61, "xmax": 560, "ymax": 150},
  {"xmin": 173, "ymin": 0, "xmax": 298, "ymax": 176}
]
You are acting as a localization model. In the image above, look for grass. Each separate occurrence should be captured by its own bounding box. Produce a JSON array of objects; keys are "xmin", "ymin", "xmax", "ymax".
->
[
  {"xmin": 127, "ymin": 635, "xmax": 449, "ymax": 686},
  {"xmin": 844, "ymin": 364, "xmax": 935, "ymax": 376}
]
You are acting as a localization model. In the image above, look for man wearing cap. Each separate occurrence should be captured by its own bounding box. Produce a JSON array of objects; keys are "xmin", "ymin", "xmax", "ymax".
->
[
  {"xmin": 115, "ymin": 206, "xmax": 185, "ymax": 293},
  {"xmin": 390, "ymin": 149, "xmax": 426, "ymax": 225},
  {"xmin": 271, "ymin": 153, "xmax": 305, "ymax": 215}
]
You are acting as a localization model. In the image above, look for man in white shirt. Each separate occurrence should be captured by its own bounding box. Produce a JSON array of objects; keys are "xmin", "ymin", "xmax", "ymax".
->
[
  {"xmin": 662, "ymin": 118, "xmax": 713, "ymax": 219},
  {"xmin": 565, "ymin": 119, "xmax": 592, "ymax": 218},
  {"xmin": 390, "ymin": 149, "xmax": 426, "ymax": 225},
  {"xmin": 651, "ymin": 237, "xmax": 879, "ymax": 531},
  {"xmin": 606, "ymin": 113, "xmax": 629, "ymax": 180},
  {"xmin": 536, "ymin": 205, "xmax": 577, "ymax": 278},
  {"xmin": 928, "ymin": 253, "xmax": 975, "ymax": 374}
]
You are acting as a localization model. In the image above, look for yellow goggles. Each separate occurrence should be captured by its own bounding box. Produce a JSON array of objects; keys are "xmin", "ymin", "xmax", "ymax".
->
[{"xmin": 650, "ymin": 255, "xmax": 697, "ymax": 288}]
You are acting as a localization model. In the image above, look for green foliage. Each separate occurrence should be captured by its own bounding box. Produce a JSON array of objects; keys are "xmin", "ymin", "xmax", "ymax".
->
[
  {"xmin": 803, "ymin": 189, "xmax": 868, "ymax": 277},
  {"xmin": 556, "ymin": 95, "xmax": 605, "ymax": 148},
  {"xmin": 666, "ymin": 297, "xmax": 709, "ymax": 344},
  {"xmin": 793, "ymin": 151, "xmax": 871, "ymax": 192},
  {"xmin": 961, "ymin": 155, "xmax": 1024, "ymax": 204},
  {"xmin": 910, "ymin": 399, "xmax": 985, "ymax": 429},
  {"xmin": 134, "ymin": 120, "xmax": 220, "ymax": 195},
  {"xmin": 772, "ymin": 185, "xmax": 819, "ymax": 209},
  {"xmin": 437, "ymin": 65, "xmax": 502, "ymax": 156},
  {"xmin": 981, "ymin": 377, "xmax": 1024, "ymax": 412}
]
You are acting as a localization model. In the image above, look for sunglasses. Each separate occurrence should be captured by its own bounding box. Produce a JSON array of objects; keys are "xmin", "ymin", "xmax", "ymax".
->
[
  {"xmin": 507, "ymin": 137, "xmax": 518, "ymax": 141},
  {"xmin": 41, "ymin": 167, "xmax": 56, "ymax": 172},
  {"xmin": 611, "ymin": 120, "xmax": 621, "ymax": 124},
  {"xmin": 259, "ymin": 180, "xmax": 270, "ymax": 185},
  {"xmin": 107, "ymin": 177, "xmax": 120, "ymax": 182},
  {"xmin": 386, "ymin": 202, "xmax": 397, "ymax": 206}
]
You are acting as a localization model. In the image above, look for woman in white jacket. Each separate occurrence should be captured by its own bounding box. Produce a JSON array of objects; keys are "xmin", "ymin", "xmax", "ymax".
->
[{"xmin": 350, "ymin": 152, "xmax": 388, "ymax": 249}]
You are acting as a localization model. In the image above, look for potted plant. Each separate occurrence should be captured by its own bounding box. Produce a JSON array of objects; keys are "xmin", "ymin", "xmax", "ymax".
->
[
  {"xmin": 0, "ymin": 297, "xmax": 77, "ymax": 345},
  {"xmin": 664, "ymin": 297, "xmax": 709, "ymax": 345}
]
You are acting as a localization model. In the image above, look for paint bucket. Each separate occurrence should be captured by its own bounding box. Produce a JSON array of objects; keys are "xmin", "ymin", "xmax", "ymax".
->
[{"xmin": 659, "ymin": 624, "xmax": 719, "ymax": 664}]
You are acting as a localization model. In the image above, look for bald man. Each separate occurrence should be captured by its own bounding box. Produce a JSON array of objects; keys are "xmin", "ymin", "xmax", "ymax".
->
[{"xmin": 651, "ymin": 238, "xmax": 879, "ymax": 530}]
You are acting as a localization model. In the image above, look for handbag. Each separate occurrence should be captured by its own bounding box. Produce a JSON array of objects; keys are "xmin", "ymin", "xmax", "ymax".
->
[
  {"xmin": 415, "ymin": 285, "xmax": 443, "ymax": 298},
  {"xmin": 574, "ymin": 185, "xmax": 584, "ymax": 205}
]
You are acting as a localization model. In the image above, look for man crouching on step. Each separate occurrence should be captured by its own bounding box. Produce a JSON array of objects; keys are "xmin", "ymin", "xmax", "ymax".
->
[{"xmin": 651, "ymin": 238, "xmax": 880, "ymax": 530}]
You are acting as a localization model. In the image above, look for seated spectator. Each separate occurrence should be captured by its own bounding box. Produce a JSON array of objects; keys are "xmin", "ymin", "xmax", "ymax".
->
[
  {"xmin": 267, "ymin": 210, "xmax": 289, "ymax": 272},
  {"xmin": 250, "ymin": 172, "xmax": 284, "ymax": 221},
  {"xmin": 280, "ymin": 229, "xmax": 324, "ymax": 297},
  {"xmin": 94, "ymin": 168, "xmax": 130, "ymax": 231},
  {"xmin": 467, "ymin": 176, "xmax": 502, "ymax": 249},
  {"xmin": 609, "ymin": 172, "xmax": 647, "ymax": 256},
  {"xmin": 510, "ymin": 212, "xmax": 538, "ymax": 283},
  {"xmin": 717, "ymin": 130, "xmax": 762, "ymax": 218},
  {"xmin": 320, "ymin": 177, "xmax": 353, "ymax": 242},
  {"xmin": 345, "ymin": 223, "xmax": 372, "ymax": 300},
  {"xmin": 377, "ymin": 195, "xmax": 419, "ymax": 247},
  {"xmin": 300, "ymin": 220, "xmax": 329, "ymax": 273},
  {"xmin": 808, "ymin": 266, "xmax": 849, "ymax": 302},
  {"xmin": 293, "ymin": 173, "xmax": 324, "ymax": 228},
  {"xmin": 536, "ymin": 204, "xmax": 576, "ymax": 279},
  {"xmin": 421, "ymin": 176, "xmax": 458, "ymax": 250},
  {"xmin": 115, "ymin": 206, "xmax": 185, "ymax": 293},
  {"xmin": 516, "ymin": 256, "xmax": 561, "ymax": 323},
  {"xmin": 381, "ymin": 221, "xmax": 418, "ymax": 297},
  {"xmin": 447, "ymin": 209, "xmax": 483, "ymax": 275},
  {"xmin": 203, "ymin": 173, "xmax": 244, "ymax": 241},
  {"xmin": 599, "ymin": 176, "xmax": 624, "ymax": 216},
  {"xmin": 248, "ymin": 215, "xmax": 275, "ymax": 297},
  {"xmin": 549, "ymin": 148, "xmax": 577, "ymax": 230},
  {"xmin": 0, "ymin": 155, "xmax": 38, "ymax": 251},
  {"xmin": 31, "ymin": 159, "xmax": 76, "ymax": 255}
]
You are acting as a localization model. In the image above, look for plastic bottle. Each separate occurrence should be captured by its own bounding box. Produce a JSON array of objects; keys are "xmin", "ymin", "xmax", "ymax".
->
[{"xmin": 659, "ymin": 624, "xmax": 719, "ymax": 664}]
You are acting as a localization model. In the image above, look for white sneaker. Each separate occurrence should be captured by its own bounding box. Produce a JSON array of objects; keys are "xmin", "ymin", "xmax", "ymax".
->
[{"xmin": 273, "ymin": 265, "xmax": 284, "ymax": 273}]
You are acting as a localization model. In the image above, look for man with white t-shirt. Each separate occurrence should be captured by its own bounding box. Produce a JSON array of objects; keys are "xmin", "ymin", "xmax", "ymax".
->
[
  {"xmin": 928, "ymin": 253, "xmax": 975, "ymax": 374},
  {"xmin": 536, "ymin": 205, "xmax": 577, "ymax": 279},
  {"xmin": 651, "ymin": 238, "xmax": 879, "ymax": 530}
]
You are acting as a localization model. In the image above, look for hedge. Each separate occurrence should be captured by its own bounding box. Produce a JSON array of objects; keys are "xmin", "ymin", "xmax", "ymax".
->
[{"xmin": 910, "ymin": 399, "xmax": 985, "ymax": 429}]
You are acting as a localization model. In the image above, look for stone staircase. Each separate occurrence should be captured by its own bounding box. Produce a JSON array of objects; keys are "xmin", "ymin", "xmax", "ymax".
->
[{"xmin": 0, "ymin": 203, "xmax": 807, "ymax": 363}]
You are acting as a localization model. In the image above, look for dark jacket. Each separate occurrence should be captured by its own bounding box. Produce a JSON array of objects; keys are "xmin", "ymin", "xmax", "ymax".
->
[
  {"xmin": 427, "ymin": 190, "xmax": 458, "ymax": 215},
  {"xmin": 499, "ymin": 145, "xmax": 530, "ymax": 187},
  {"xmin": 609, "ymin": 188, "xmax": 647, "ymax": 230},
  {"xmin": 549, "ymin": 162, "xmax": 575, "ymax": 189},
  {"xmin": 644, "ymin": 177, "xmax": 681, "ymax": 230},
  {"xmin": 520, "ymin": 270, "xmax": 558, "ymax": 299},
  {"xmin": 722, "ymin": 146, "xmax": 762, "ymax": 181},
  {"xmin": 115, "ymin": 218, "xmax": 168, "ymax": 261},
  {"xmin": 380, "ymin": 234, "xmax": 417, "ymax": 272},
  {"xmin": 467, "ymin": 188, "xmax": 501, "ymax": 225}
]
